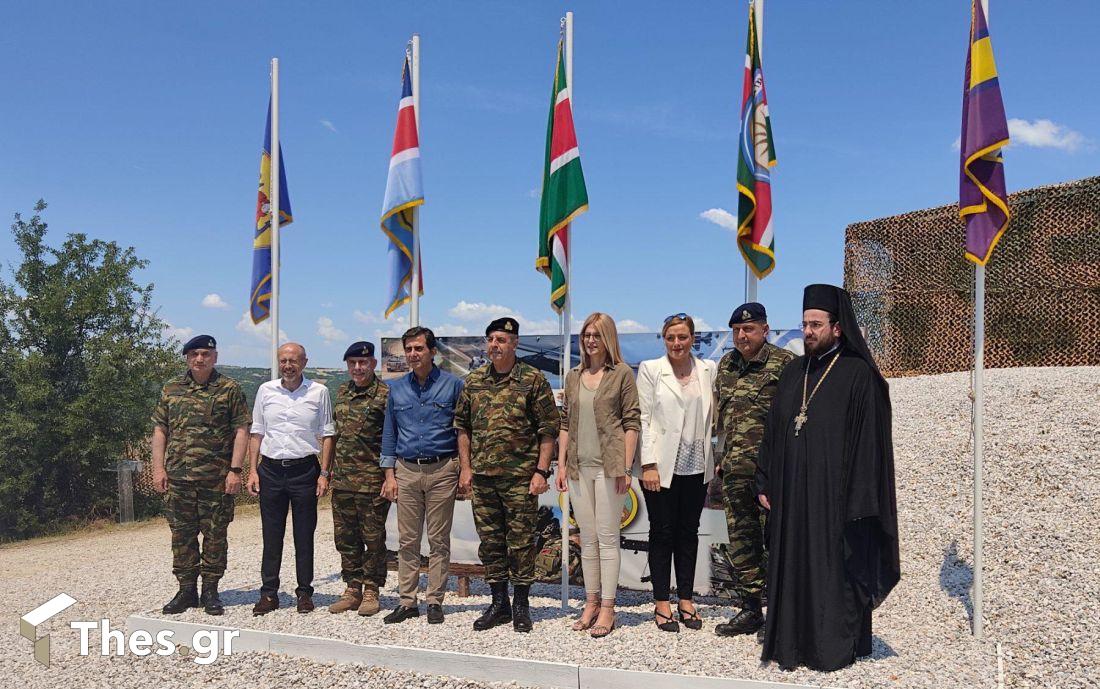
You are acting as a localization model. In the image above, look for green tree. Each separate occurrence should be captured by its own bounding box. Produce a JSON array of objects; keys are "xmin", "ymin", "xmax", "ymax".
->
[{"xmin": 0, "ymin": 201, "xmax": 178, "ymax": 540}]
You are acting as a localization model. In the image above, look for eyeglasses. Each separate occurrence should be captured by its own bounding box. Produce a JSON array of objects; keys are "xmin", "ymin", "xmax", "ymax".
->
[
  {"xmin": 663, "ymin": 313, "xmax": 689, "ymax": 324},
  {"xmin": 581, "ymin": 332, "xmax": 602, "ymax": 340},
  {"xmin": 801, "ymin": 320, "xmax": 835, "ymax": 330}
]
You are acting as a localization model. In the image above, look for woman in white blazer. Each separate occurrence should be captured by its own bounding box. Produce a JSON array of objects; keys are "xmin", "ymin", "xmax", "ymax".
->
[{"xmin": 636, "ymin": 314, "xmax": 717, "ymax": 632}]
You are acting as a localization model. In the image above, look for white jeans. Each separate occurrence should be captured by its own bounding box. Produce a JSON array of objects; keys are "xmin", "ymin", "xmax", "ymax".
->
[{"xmin": 569, "ymin": 465, "xmax": 621, "ymax": 600}]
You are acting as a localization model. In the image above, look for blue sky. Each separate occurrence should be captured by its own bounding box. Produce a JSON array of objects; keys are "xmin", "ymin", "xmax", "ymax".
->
[{"xmin": 1, "ymin": 1, "xmax": 1096, "ymax": 366}]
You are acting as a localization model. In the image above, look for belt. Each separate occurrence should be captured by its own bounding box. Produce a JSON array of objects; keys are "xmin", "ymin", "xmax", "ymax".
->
[
  {"xmin": 399, "ymin": 454, "xmax": 456, "ymax": 465},
  {"xmin": 263, "ymin": 454, "xmax": 318, "ymax": 467}
]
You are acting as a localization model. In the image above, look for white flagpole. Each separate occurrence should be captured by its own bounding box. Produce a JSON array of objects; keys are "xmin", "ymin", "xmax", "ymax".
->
[
  {"xmin": 743, "ymin": 0, "xmax": 763, "ymax": 305},
  {"xmin": 410, "ymin": 34, "xmax": 422, "ymax": 328},
  {"xmin": 972, "ymin": 0, "xmax": 989, "ymax": 642},
  {"xmin": 558, "ymin": 10, "xmax": 576, "ymax": 611},
  {"xmin": 270, "ymin": 58, "xmax": 281, "ymax": 380}
]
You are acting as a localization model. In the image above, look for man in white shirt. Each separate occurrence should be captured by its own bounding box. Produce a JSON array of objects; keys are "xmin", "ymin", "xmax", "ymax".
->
[{"xmin": 246, "ymin": 342, "xmax": 336, "ymax": 615}]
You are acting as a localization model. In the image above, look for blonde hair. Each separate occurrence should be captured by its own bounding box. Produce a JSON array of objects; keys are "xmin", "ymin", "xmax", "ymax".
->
[
  {"xmin": 661, "ymin": 315, "xmax": 695, "ymax": 337},
  {"xmin": 579, "ymin": 312, "xmax": 624, "ymax": 369}
]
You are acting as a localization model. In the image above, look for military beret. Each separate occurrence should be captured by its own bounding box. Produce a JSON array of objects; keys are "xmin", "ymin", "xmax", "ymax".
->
[
  {"xmin": 182, "ymin": 334, "xmax": 217, "ymax": 354},
  {"xmin": 729, "ymin": 302, "xmax": 767, "ymax": 327},
  {"xmin": 343, "ymin": 341, "xmax": 375, "ymax": 360},
  {"xmin": 486, "ymin": 317, "xmax": 520, "ymax": 336}
]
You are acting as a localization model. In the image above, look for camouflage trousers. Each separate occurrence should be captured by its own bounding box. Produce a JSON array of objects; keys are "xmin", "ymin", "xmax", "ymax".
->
[
  {"xmin": 165, "ymin": 480, "xmax": 234, "ymax": 585},
  {"xmin": 331, "ymin": 488, "xmax": 390, "ymax": 591},
  {"xmin": 471, "ymin": 474, "xmax": 538, "ymax": 586},
  {"xmin": 721, "ymin": 470, "xmax": 767, "ymax": 602}
]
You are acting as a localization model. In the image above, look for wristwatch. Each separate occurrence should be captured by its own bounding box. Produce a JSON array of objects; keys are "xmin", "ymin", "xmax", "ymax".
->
[
  {"xmin": 319, "ymin": 469, "xmax": 332, "ymax": 479},
  {"xmin": 228, "ymin": 467, "xmax": 243, "ymax": 475},
  {"xmin": 534, "ymin": 467, "xmax": 552, "ymax": 479}
]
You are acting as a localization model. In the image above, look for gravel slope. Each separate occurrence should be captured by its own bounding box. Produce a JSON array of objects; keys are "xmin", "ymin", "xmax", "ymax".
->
[{"xmin": 1, "ymin": 366, "xmax": 1096, "ymax": 689}]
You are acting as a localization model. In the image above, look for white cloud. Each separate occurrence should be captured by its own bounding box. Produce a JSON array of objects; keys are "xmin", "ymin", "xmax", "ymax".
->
[
  {"xmin": 317, "ymin": 316, "xmax": 347, "ymax": 344},
  {"xmin": 236, "ymin": 310, "xmax": 288, "ymax": 344},
  {"xmin": 699, "ymin": 208, "xmax": 739, "ymax": 233},
  {"xmin": 320, "ymin": 301, "xmax": 334, "ymax": 309},
  {"xmin": 951, "ymin": 136, "xmax": 961, "ymax": 151},
  {"xmin": 693, "ymin": 317, "xmax": 716, "ymax": 332},
  {"xmin": 435, "ymin": 324, "xmax": 471, "ymax": 336},
  {"xmin": 354, "ymin": 309, "xmax": 411, "ymax": 339},
  {"xmin": 447, "ymin": 301, "xmax": 558, "ymax": 334},
  {"xmin": 164, "ymin": 323, "xmax": 194, "ymax": 343},
  {"xmin": 201, "ymin": 293, "xmax": 229, "ymax": 309},
  {"xmin": 1007, "ymin": 118, "xmax": 1087, "ymax": 152},
  {"xmin": 320, "ymin": 119, "xmax": 338, "ymax": 134},
  {"xmin": 617, "ymin": 319, "xmax": 651, "ymax": 334}
]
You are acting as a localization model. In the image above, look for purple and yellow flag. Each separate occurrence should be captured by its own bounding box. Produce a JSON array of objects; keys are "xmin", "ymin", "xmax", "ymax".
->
[{"xmin": 959, "ymin": 0, "xmax": 1009, "ymax": 265}]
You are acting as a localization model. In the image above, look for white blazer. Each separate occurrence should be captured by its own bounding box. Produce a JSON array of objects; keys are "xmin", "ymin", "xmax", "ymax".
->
[{"xmin": 636, "ymin": 355, "xmax": 717, "ymax": 489}]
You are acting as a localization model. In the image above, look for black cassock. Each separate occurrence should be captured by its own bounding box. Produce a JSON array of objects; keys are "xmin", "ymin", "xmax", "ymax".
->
[{"xmin": 756, "ymin": 348, "xmax": 900, "ymax": 672}]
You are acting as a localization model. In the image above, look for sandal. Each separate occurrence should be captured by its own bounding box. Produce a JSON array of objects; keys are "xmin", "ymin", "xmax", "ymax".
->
[
  {"xmin": 590, "ymin": 604, "xmax": 616, "ymax": 639},
  {"xmin": 654, "ymin": 608, "xmax": 680, "ymax": 633},
  {"xmin": 678, "ymin": 604, "xmax": 703, "ymax": 630},
  {"xmin": 572, "ymin": 599, "xmax": 599, "ymax": 631}
]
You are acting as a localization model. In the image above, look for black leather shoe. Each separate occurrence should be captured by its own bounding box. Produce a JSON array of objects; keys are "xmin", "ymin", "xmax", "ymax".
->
[
  {"xmin": 715, "ymin": 598, "xmax": 764, "ymax": 637},
  {"xmin": 511, "ymin": 585, "xmax": 532, "ymax": 633},
  {"xmin": 472, "ymin": 582, "xmax": 512, "ymax": 631},
  {"xmin": 383, "ymin": 605, "xmax": 420, "ymax": 624},
  {"xmin": 200, "ymin": 582, "xmax": 224, "ymax": 616},
  {"xmin": 427, "ymin": 604, "xmax": 445, "ymax": 624},
  {"xmin": 162, "ymin": 584, "xmax": 199, "ymax": 614}
]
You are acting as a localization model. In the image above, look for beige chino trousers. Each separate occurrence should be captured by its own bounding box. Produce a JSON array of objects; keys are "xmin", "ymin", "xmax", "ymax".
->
[
  {"xmin": 569, "ymin": 465, "xmax": 622, "ymax": 600},
  {"xmin": 395, "ymin": 457, "xmax": 460, "ymax": 607}
]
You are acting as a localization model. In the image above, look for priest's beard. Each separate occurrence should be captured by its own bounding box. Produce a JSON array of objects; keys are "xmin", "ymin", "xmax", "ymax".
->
[{"xmin": 805, "ymin": 329, "xmax": 839, "ymax": 356}]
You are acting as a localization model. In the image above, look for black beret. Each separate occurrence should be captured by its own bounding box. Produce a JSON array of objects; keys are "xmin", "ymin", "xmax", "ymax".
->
[
  {"xmin": 729, "ymin": 302, "xmax": 767, "ymax": 327},
  {"xmin": 343, "ymin": 341, "xmax": 375, "ymax": 360},
  {"xmin": 182, "ymin": 335, "xmax": 217, "ymax": 354},
  {"xmin": 486, "ymin": 317, "xmax": 520, "ymax": 336}
]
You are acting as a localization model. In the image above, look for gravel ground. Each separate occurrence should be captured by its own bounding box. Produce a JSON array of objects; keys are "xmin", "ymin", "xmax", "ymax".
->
[{"xmin": 1, "ymin": 366, "xmax": 1096, "ymax": 689}]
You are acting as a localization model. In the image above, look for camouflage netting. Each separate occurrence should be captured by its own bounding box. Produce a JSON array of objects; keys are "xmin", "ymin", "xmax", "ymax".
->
[{"xmin": 845, "ymin": 176, "xmax": 1100, "ymax": 376}]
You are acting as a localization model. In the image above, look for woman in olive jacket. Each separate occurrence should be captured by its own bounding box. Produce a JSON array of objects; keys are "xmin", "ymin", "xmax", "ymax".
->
[{"xmin": 555, "ymin": 312, "xmax": 640, "ymax": 638}]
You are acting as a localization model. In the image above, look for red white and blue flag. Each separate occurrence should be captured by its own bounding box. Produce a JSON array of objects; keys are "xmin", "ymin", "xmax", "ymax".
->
[{"xmin": 381, "ymin": 57, "xmax": 424, "ymax": 318}]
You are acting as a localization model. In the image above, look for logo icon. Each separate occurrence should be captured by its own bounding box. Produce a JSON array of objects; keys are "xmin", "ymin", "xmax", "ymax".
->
[{"xmin": 21, "ymin": 594, "xmax": 77, "ymax": 668}]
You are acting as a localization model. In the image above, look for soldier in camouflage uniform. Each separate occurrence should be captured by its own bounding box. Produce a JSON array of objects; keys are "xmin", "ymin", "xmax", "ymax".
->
[
  {"xmin": 713, "ymin": 304, "xmax": 796, "ymax": 637},
  {"xmin": 151, "ymin": 335, "xmax": 251, "ymax": 616},
  {"xmin": 327, "ymin": 341, "xmax": 391, "ymax": 616},
  {"xmin": 455, "ymin": 317, "xmax": 560, "ymax": 633}
]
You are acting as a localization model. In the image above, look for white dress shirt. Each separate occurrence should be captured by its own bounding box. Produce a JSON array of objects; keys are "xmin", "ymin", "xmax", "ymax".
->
[{"xmin": 250, "ymin": 377, "xmax": 336, "ymax": 459}]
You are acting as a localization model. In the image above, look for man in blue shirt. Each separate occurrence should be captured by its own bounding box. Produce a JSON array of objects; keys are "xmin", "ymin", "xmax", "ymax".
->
[{"xmin": 379, "ymin": 327, "xmax": 469, "ymax": 625}]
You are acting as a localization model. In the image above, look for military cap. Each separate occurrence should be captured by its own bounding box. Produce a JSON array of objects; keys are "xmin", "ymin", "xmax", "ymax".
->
[
  {"xmin": 343, "ymin": 341, "xmax": 375, "ymax": 360},
  {"xmin": 729, "ymin": 302, "xmax": 767, "ymax": 327},
  {"xmin": 486, "ymin": 317, "xmax": 520, "ymax": 336},
  {"xmin": 182, "ymin": 334, "xmax": 217, "ymax": 354}
]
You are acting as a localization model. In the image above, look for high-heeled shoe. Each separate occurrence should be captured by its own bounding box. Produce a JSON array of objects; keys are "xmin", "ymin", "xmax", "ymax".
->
[
  {"xmin": 678, "ymin": 604, "xmax": 703, "ymax": 630},
  {"xmin": 590, "ymin": 604, "xmax": 616, "ymax": 638},
  {"xmin": 654, "ymin": 608, "xmax": 680, "ymax": 633},
  {"xmin": 572, "ymin": 601, "xmax": 599, "ymax": 631}
]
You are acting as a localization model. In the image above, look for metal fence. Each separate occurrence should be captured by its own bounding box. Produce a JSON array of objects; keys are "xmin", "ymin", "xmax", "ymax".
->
[{"xmin": 844, "ymin": 176, "xmax": 1100, "ymax": 376}]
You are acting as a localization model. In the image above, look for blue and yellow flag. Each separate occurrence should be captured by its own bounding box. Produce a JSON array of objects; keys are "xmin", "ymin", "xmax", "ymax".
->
[{"xmin": 250, "ymin": 99, "xmax": 293, "ymax": 324}]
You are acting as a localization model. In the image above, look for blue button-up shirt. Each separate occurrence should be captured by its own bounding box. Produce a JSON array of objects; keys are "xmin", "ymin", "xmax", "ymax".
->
[{"xmin": 380, "ymin": 366, "xmax": 464, "ymax": 468}]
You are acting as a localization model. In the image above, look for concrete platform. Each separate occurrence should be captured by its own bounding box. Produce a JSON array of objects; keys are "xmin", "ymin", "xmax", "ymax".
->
[{"xmin": 126, "ymin": 613, "xmax": 832, "ymax": 689}]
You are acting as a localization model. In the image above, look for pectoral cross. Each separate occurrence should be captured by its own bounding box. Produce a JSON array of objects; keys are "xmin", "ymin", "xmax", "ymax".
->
[{"xmin": 794, "ymin": 406, "xmax": 808, "ymax": 436}]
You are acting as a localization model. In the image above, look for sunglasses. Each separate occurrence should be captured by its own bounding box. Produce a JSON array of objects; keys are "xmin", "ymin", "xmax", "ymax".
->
[{"xmin": 663, "ymin": 312, "xmax": 689, "ymax": 324}]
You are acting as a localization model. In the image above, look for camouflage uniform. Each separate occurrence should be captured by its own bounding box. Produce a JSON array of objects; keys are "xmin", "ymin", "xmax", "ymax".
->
[
  {"xmin": 454, "ymin": 362, "xmax": 560, "ymax": 585},
  {"xmin": 152, "ymin": 370, "xmax": 250, "ymax": 586},
  {"xmin": 330, "ymin": 377, "xmax": 391, "ymax": 591},
  {"xmin": 715, "ymin": 342, "xmax": 796, "ymax": 602}
]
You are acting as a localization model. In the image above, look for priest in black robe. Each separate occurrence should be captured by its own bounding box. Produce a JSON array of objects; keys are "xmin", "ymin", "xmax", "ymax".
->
[{"xmin": 755, "ymin": 284, "xmax": 900, "ymax": 672}]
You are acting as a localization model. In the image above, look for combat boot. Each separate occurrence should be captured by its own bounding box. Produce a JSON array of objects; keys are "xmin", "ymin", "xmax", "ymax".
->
[
  {"xmin": 715, "ymin": 596, "xmax": 763, "ymax": 637},
  {"xmin": 511, "ymin": 584, "xmax": 533, "ymax": 633},
  {"xmin": 200, "ymin": 581, "xmax": 224, "ymax": 616},
  {"xmin": 162, "ymin": 582, "xmax": 199, "ymax": 614},
  {"xmin": 357, "ymin": 589, "xmax": 380, "ymax": 616},
  {"xmin": 327, "ymin": 586, "xmax": 363, "ymax": 614},
  {"xmin": 472, "ymin": 581, "xmax": 512, "ymax": 631}
]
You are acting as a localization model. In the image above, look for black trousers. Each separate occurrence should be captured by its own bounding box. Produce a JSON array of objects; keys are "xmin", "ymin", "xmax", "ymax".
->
[
  {"xmin": 258, "ymin": 457, "xmax": 320, "ymax": 596},
  {"xmin": 642, "ymin": 472, "xmax": 708, "ymax": 601}
]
